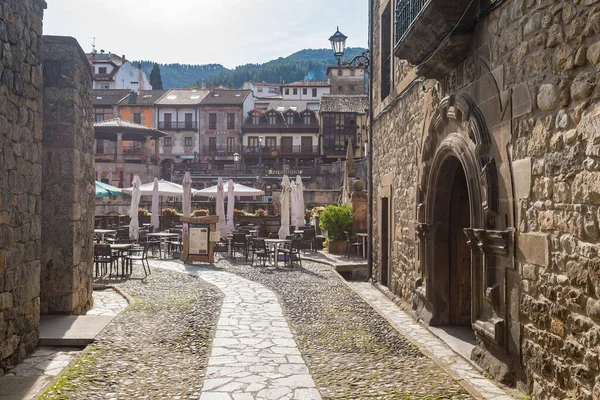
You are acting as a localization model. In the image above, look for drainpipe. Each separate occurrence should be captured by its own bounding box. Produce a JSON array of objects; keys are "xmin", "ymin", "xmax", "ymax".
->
[{"xmin": 367, "ymin": 0, "xmax": 374, "ymax": 281}]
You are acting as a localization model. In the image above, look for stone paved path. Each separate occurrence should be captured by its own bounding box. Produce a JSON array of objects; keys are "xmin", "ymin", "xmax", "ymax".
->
[
  {"xmin": 160, "ymin": 263, "xmax": 321, "ymax": 400},
  {"xmin": 349, "ymin": 282, "xmax": 514, "ymax": 400}
]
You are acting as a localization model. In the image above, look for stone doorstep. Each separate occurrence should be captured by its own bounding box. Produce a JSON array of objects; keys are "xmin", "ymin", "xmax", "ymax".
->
[
  {"xmin": 302, "ymin": 253, "xmax": 368, "ymax": 281},
  {"xmin": 0, "ymin": 376, "xmax": 50, "ymax": 400},
  {"xmin": 38, "ymin": 314, "xmax": 115, "ymax": 346}
]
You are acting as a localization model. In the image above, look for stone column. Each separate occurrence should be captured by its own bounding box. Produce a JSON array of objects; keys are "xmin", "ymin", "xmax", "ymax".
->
[
  {"xmin": 40, "ymin": 36, "xmax": 94, "ymax": 315},
  {"xmin": 116, "ymin": 132, "xmax": 123, "ymax": 162}
]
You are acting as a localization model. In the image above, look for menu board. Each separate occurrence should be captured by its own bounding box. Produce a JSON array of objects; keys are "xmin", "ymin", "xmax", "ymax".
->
[{"xmin": 189, "ymin": 225, "xmax": 209, "ymax": 255}]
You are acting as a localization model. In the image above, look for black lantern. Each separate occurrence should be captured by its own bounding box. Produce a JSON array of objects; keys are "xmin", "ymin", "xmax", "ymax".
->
[{"xmin": 329, "ymin": 27, "xmax": 347, "ymax": 65}]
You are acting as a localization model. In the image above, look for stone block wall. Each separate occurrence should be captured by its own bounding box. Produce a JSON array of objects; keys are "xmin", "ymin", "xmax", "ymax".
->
[
  {"xmin": 40, "ymin": 36, "xmax": 94, "ymax": 315},
  {"xmin": 372, "ymin": 0, "xmax": 600, "ymax": 396},
  {"xmin": 0, "ymin": 0, "xmax": 46, "ymax": 375}
]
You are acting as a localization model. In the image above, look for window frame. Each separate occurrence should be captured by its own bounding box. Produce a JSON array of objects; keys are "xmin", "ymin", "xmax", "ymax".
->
[
  {"xmin": 227, "ymin": 113, "xmax": 235, "ymax": 130},
  {"xmin": 209, "ymin": 113, "xmax": 217, "ymax": 130},
  {"xmin": 184, "ymin": 137, "xmax": 193, "ymax": 147},
  {"xmin": 164, "ymin": 137, "xmax": 172, "ymax": 147}
]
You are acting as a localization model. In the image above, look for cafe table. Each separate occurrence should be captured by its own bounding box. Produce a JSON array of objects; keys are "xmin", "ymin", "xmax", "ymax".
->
[
  {"xmin": 356, "ymin": 233, "xmax": 368, "ymax": 258},
  {"xmin": 147, "ymin": 232, "xmax": 180, "ymax": 259},
  {"xmin": 264, "ymin": 238, "xmax": 291, "ymax": 267},
  {"xmin": 110, "ymin": 243, "xmax": 133, "ymax": 276},
  {"xmin": 94, "ymin": 229, "xmax": 117, "ymax": 243}
]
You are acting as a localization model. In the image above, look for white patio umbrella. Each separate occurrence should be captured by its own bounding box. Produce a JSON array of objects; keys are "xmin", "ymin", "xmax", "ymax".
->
[
  {"xmin": 128, "ymin": 175, "xmax": 142, "ymax": 240},
  {"xmin": 151, "ymin": 178, "xmax": 160, "ymax": 232},
  {"xmin": 226, "ymin": 179, "xmax": 235, "ymax": 233},
  {"xmin": 182, "ymin": 172, "xmax": 192, "ymax": 218},
  {"xmin": 194, "ymin": 181, "xmax": 265, "ymax": 197},
  {"xmin": 294, "ymin": 175, "xmax": 305, "ymax": 229},
  {"xmin": 216, "ymin": 177, "xmax": 227, "ymax": 239},
  {"xmin": 122, "ymin": 179, "xmax": 198, "ymax": 197},
  {"xmin": 278, "ymin": 175, "xmax": 291, "ymax": 239},
  {"xmin": 290, "ymin": 180, "xmax": 298, "ymax": 231}
]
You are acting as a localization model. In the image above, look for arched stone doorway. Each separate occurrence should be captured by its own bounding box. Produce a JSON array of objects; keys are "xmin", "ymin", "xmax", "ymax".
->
[{"xmin": 429, "ymin": 155, "xmax": 472, "ymax": 326}]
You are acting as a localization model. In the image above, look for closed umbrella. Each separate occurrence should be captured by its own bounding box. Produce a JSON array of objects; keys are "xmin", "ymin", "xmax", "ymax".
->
[
  {"xmin": 182, "ymin": 172, "xmax": 192, "ymax": 218},
  {"xmin": 290, "ymin": 180, "xmax": 298, "ymax": 231},
  {"xmin": 96, "ymin": 165, "xmax": 102, "ymax": 181},
  {"xmin": 226, "ymin": 179, "xmax": 235, "ymax": 233},
  {"xmin": 278, "ymin": 175, "xmax": 291, "ymax": 239},
  {"xmin": 108, "ymin": 168, "xmax": 113, "ymax": 185},
  {"xmin": 128, "ymin": 175, "xmax": 142, "ymax": 240},
  {"xmin": 216, "ymin": 177, "xmax": 227, "ymax": 239},
  {"xmin": 294, "ymin": 175, "xmax": 305, "ymax": 229},
  {"xmin": 151, "ymin": 178, "xmax": 160, "ymax": 232}
]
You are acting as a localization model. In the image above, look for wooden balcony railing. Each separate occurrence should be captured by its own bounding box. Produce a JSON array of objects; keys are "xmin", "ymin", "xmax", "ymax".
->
[{"xmin": 158, "ymin": 121, "xmax": 198, "ymax": 131}]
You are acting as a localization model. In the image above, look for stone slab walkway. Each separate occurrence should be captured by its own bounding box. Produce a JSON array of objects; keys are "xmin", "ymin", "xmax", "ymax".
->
[
  {"xmin": 348, "ymin": 282, "xmax": 515, "ymax": 399},
  {"xmin": 160, "ymin": 262, "xmax": 321, "ymax": 400}
]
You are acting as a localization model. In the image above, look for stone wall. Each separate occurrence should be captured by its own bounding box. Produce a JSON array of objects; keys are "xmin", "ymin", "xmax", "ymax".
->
[
  {"xmin": 371, "ymin": 0, "xmax": 600, "ymax": 396},
  {"xmin": 0, "ymin": 0, "xmax": 46, "ymax": 375},
  {"xmin": 40, "ymin": 36, "xmax": 94, "ymax": 315}
]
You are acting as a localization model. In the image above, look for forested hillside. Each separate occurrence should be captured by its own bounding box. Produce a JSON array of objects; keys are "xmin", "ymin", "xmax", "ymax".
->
[{"xmin": 135, "ymin": 47, "xmax": 367, "ymax": 89}]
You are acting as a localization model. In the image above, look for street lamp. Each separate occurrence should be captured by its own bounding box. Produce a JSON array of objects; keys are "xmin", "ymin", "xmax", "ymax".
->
[
  {"xmin": 258, "ymin": 136, "xmax": 263, "ymax": 190},
  {"xmin": 233, "ymin": 152, "xmax": 240, "ymax": 179},
  {"xmin": 329, "ymin": 27, "xmax": 370, "ymax": 69}
]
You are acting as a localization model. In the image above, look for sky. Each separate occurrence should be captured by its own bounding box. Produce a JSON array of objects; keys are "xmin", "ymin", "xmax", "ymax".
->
[{"xmin": 43, "ymin": 0, "xmax": 369, "ymax": 69}]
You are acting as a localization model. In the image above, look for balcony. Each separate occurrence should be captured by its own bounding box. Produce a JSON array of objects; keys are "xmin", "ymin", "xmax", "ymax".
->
[
  {"xmin": 158, "ymin": 121, "xmax": 198, "ymax": 131},
  {"xmin": 203, "ymin": 146, "xmax": 242, "ymax": 156},
  {"xmin": 241, "ymin": 145, "xmax": 319, "ymax": 157},
  {"xmin": 394, "ymin": 0, "xmax": 477, "ymax": 79}
]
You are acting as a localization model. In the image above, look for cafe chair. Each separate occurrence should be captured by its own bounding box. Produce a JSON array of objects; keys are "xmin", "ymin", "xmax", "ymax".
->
[
  {"xmin": 231, "ymin": 232, "xmax": 249, "ymax": 261},
  {"xmin": 278, "ymin": 238, "xmax": 302, "ymax": 268},
  {"xmin": 251, "ymin": 238, "xmax": 270, "ymax": 267},
  {"xmin": 302, "ymin": 229, "xmax": 316, "ymax": 253},
  {"xmin": 94, "ymin": 244, "xmax": 114, "ymax": 277},
  {"xmin": 344, "ymin": 231, "xmax": 363, "ymax": 259},
  {"xmin": 125, "ymin": 242, "xmax": 151, "ymax": 277}
]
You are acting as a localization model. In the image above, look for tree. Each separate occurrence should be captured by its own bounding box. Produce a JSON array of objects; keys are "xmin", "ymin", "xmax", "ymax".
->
[{"xmin": 149, "ymin": 63, "xmax": 163, "ymax": 89}]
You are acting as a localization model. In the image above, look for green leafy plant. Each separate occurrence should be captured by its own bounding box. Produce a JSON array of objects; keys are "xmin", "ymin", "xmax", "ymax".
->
[
  {"xmin": 319, "ymin": 204, "xmax": 353, "ymax": 241},
  {"xmin": 138, "ymin": 208, "xmax": 151, "ymax": 217},
  {"xmin": 255, "ymin": 208, "xmax": 268, "ymax": 216},
  {"xmin": 312, "ymin": 206, "xmax": 325, "ymax": 217},
  {"xmin": 191, "ymin": 209, "xmax": 209, "ymax": 217},
  {"xmin": 161, "ymin": 207, "xmax": 182, "ymax": 216}
]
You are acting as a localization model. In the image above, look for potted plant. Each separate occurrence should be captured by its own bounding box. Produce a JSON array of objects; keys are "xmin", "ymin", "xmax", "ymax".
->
[
  {"xmin": 312, "ymin": 206, "xmax": 325, "ymax": 234},
  {"xmin": 191, "ymin": 209, "xmax": 209, "ymax": 217},
  {"xmin": 255, "ymin": 208, "xmax": 268, "ymax": 216},
  {"xmin": 233, "ymin": 209, "xmax": 243, "ymax": 217},
  {"xmin": 138, "ymin": 208, "xmax": 151, "ymax": 217},
  {"xmin": 319, "ymin": 204, "xmax": 353, "ymax": 254}
]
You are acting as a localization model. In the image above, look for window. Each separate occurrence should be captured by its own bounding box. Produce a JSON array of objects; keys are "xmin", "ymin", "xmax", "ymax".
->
[
  {"xmin": 303, "ymin": 114, "xmax": 311, "ymax": 124},
  {"xmin": 350, "ymin": 69, "xmax": 356, "ymax": 77},
  {"xmin": 164, "ymin": 137, "xmax": 172, "ymax": 147},
  {"xmin": 312, "ymin": 88, "xmax": 317, "ymax": 97},
  {"xmin": 227, "ymin": 113, "xmax": 235, "ymax": 130},
  {"xmin": 322, "ymin": 113, "xmax": 357, "ymax": 153},
  {"xmin": 96, "ymin": 139, "xmax": 104, "ymax": 153},
  {"xmin": 265, "ymin": 137, "xmax": 277, "ymax": 149},
  {"xmin": 351, "ymin": 86, "xmax": 356, "ymax": 92},
  {"xmin": 252, "ymin": 115, "xmax": 259, "ymax": 124},
  {"xmin": 208, "ymin": 137, "xmax": 217, "ymax": 151},
  {"xmin": 185, "ymin": 113, "xmax": 193, "ymax": 129},
  {"xmin": 94, "ymin": 106, "xmax": 113, "ymax": 122},
  {"xmin": 293, "ymin": 88, "xmax": 298, "ymax": 95},
  {"xmin": 302, "ymin": 88, "xmax": 307, "ymax": 95},
  {"xmin": 98, "ymin": 67, "xmax": 107, "ymax": 74},
  {"xmin": 257, "ymin": 88, "xmax": 263, "ymax": 92},
  {"xmin": 285, "ymin": 88, "xmax": 289, "ymax": 95},
  {"xmin": 248, "ymin": 136, "xmax": 259, "ymax": 148},
  {"xmin": 209, "ymin": 113, "xmax": 217, "ymax": 130},
  {"xmin": 184, "ymin": 137, "xmax": 193, "ymax": 146},
  {"xmin": 164, "ymin": 113, "xmax": 172, "ymax": 129},
  {"xmin": 286, "ymin": 115, "xmax": 294, "ymax": 125},
  {"xmin": 338, "ymin": 86, "xmax": 343, "ymax": 93},
  {"xmin": 381, "ymin": 2, "xmax": 392, "ymax": 100},
  {"xmin": 227, "ymin": 136, "xmax": 236, "ymax": 153},
  {"xmin": 337, "ymin": 69, "xmax": 343, "ymax": 76},
  {"xmin": 269, "ymin": 115, "xmax": 277, "ymax": 125},
  {"xmin": 133, "ymin": 112, "xmax": 142, "ymax": 124},
  {"xmin": 268, "ymin": 88, "xmax": 276, "ymax": 94}
]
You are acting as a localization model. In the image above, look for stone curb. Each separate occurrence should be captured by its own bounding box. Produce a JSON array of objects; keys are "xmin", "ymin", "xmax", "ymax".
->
[{"xmin": 93, "ymin": 284, "xmax": 135, "ymax": 308}]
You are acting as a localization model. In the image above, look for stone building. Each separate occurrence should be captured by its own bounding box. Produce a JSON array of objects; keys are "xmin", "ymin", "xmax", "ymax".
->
[
  {"xmin": 370, "ymin": 0, "xmax": 600, "ymax": 397},
  {"xmin": 1, "ymin": 0, "xmax": 95, "ymax": 374}
]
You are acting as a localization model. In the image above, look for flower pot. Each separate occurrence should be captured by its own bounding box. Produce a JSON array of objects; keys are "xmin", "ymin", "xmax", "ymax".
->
[{"xmin": 328, "ymin": 239, "xmax": 347, "ymax": 255}]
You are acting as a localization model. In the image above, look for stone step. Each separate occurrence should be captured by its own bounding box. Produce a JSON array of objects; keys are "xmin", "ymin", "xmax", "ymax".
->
[{"xmin": 38, "ymin": 315, "xmax": 114, "ymax": 346}]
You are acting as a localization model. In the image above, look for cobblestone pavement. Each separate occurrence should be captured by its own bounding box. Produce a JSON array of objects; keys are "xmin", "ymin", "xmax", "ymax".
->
[
  {"xmin": 156, "ymin": 257, "xmax": 472, "ymax": 399},
  {"xmin": 39, "ymin": 268, "xmax": 224, "ymax": 399},
  {"xmin": 85, "ymin": 288, "xmax": 129, "ymax": 317},
  {"xmin": 159, "ymin": 263, "xmax": 321, "ymax": 400}
]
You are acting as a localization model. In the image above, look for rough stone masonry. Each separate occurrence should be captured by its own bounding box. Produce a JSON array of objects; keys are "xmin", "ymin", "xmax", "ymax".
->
[{"xmin": 0, "ymin": 0, "xmax": 47, "ymax": 374}]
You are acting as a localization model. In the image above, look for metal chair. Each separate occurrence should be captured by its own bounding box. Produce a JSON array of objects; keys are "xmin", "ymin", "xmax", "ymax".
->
[
  {"xmin": 94, "ymin": 244, "xmax": 115, "ymax": 277},
  {"xmin": 125, "ymin": 242, "xmax": 151, "ymax": 277},
  {"xmin": 251, "ymin": 238, "xmax": 270, "ymax": 266},
  {"xmin": 278, "ymin": 238, "xmax": 302, "ymax": 267},
  {"xmin": 344, "ymin": 231, "xmax": 362, "ymax": 258},
  {"xmin": 231, "ymin": 232, "xmax": 248, "ymax": 260},
  {"xmin": 302, "ymin": 229, "xmax": 316, "ymax": 253}
]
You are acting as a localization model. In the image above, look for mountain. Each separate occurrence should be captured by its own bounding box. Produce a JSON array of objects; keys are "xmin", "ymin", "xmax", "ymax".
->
[
  {"xmin": 135, "ymin": 61, "xmax": 227, "ymax": 89},
  {"xmin": 134, "ymin": 47, "xmax": 367, "ymax": 89}
]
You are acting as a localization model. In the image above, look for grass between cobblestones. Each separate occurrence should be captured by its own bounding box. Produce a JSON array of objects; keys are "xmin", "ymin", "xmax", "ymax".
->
[
  {"xmin": 39, "ymin": 268, "xmax": 223, "ymax": 400},
  {"xmin": 210, "ymin": 257, "xmax": 472, "ymax": 399}
]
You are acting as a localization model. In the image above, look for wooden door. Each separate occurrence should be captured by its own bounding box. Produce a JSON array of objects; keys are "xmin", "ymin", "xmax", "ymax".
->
[
  {"xmin": 301, "ymin": 136, "xmax": 312, "ymax": 154},
  {"xmin": 281, "ymin": 137, "xmax": 293, "ymax": 153}
]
